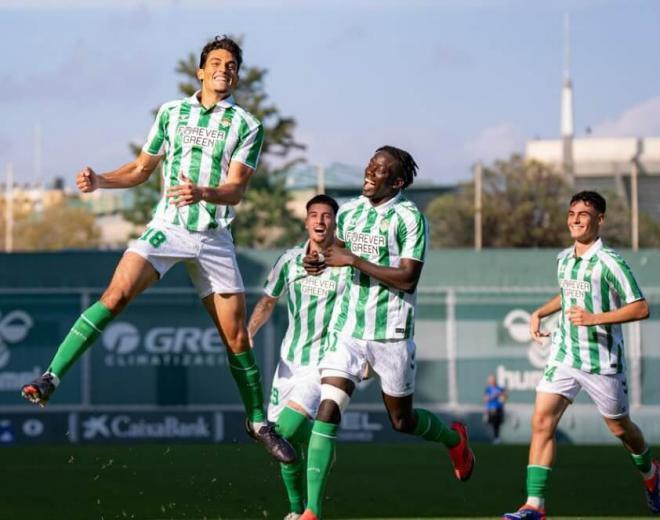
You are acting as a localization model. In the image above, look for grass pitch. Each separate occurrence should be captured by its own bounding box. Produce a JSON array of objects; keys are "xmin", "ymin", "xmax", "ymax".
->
[{"xmin": 0, "ymin": 443, "xmax": 653, "ymax": 519}]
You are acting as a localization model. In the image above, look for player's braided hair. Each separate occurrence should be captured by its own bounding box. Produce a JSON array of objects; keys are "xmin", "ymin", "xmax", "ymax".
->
[
  {"xmin": 199, "ymin": 35, "xmax": 243, "ymax": 70},
  {"xmin": 570, "ymin": 190, "xmax": 606, "ymax": 214},
  {"xmin": 376, "ymin": 145, "xmax": 418, "ymax": 189}
]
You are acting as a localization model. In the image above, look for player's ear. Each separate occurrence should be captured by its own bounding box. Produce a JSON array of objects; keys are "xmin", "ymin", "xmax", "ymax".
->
[
  {"xmin": 196, "ymin": 68, "xmax": 204, "ymax": 82},
  {"xmin": 392, "ymin": 176, "xmax": 404, "ymax": 190}
]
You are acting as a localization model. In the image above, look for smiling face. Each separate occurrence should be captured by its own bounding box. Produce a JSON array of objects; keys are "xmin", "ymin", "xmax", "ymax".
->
[
  {"xmin": 361, "ymin": 150, "xmax": 404, "ymax": 206},
  {"xmin": 197, "ymin": 48, "xmax": 239, "ymax": 98},
  {"xmin": 305, "ymin": 202, "xmax": 336, "ymax": 247},
  {"xmin": 567, "ymin": 200, "xmax": 603, "ymax": 244}
]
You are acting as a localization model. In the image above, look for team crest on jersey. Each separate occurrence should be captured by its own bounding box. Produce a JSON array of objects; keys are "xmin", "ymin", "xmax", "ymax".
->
[
  {"xmin": 220, "ymin": 118, "xmax": 232, "ymax": 127},
  {"xmin": 379, "ymin": 219, "xmax": 390, "ymax": 233}
]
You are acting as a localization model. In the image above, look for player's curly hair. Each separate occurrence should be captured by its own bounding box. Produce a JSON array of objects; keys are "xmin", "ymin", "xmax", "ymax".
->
[
  {"xmin": 199, "ymin": 35, "xmax": 243, "ymax": 70},
  {"xmin": 376, "ymin": 145, "xmax": 418, "ymax": 189},
  {"xmin": 570, "ymin": 191, "xmax": 606, "ymax": 214}
]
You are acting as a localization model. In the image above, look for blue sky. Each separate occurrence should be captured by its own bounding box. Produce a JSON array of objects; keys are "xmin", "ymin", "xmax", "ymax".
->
[{"xmin": 2, "ymin": 0, "xmax": 660, "ymax": 186}]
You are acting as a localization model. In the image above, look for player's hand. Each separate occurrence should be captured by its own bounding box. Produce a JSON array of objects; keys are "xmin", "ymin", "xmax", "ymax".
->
[
  {"xmin": 167, "ymin": 172, "xmax": 203, "ymax": 207},
  {"xmin": 529, "ymin": 311, "xmax": 551, "ymax": 343},
  {"xmin": 76, "ymin": 167, "xmax": 99, "ymax": 193},
  {"xmin": 323, "ymin": 243, "xmax": 355, "ymax": 267},
  {"xmin": 568, "ymin": 305, "xmax": 595, "ymax": 326},
  {"xmin": 303, "ymin": 250, "xmax": 326, "ymax": 276}
]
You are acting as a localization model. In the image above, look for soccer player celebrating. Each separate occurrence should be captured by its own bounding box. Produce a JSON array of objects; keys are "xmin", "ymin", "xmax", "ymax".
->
[
  {"xmin": 503, "ymin": 191, "xmax": 658, "ymax": 520},
  {"xmin": 299, "ymin": 146, "xmax": 475, "ymax": 520},
  {"xmin": 20, "ymin": 35, "xmax": 295, "ymax": 463},
  {"xmin": 248, "ymin": 194, "xmax": 345, "ymax": 520}
]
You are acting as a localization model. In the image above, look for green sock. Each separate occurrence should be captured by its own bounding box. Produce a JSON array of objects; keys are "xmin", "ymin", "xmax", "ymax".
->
[
  {"xmin": 227, "ymin": 350, "xmax": 266, "ymax": 423},
  {"xmin": 277, "ymin": 407, "xmax": 312, "ymax": 514},
  {"xmin": 630, "ymin": 446, "xmax": 653, "ymax": 475},
  {"xmin": 527, "ymin": 465, "xmax": 551, "ymax": 500},
  {"xmin": 306, "ymin": 420, "xmax": 338, "ymax": 516},
  {"xmin": 412, "ymin": 408, "xmax": 460, "ymax": 448},
  {"xmin": 48, "ymin": 301, "xmax": 114, "ymax": 379}
]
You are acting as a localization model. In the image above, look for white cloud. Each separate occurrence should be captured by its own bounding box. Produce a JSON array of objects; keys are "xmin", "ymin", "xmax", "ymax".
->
[
  {"xmin": 591, "ymin": 95, "xmax": 660, "ymax": 137},
  {"xmin": 463, "ymin": 122, "xmax": 523, "ymax": 163}
]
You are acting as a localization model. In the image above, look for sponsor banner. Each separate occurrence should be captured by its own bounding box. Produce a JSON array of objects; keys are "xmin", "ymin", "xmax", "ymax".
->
[
  {"xmin": 91, "ymin": 294, "xmax": 269, "ymax": 405},
  {"xmin": 75, "ymin": 411, "xmax": 223, "ymax": 444},
  {"xmin": 0, "ymin": 413, "xmax": 69, "ymax": 444},
  {"xmin": 0, "ymin": 297, "xmax": 82, "ymax": 405}
]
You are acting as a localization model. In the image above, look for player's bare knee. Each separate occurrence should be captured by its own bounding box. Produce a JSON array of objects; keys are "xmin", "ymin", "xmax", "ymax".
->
[
  {"xmin": 317, "ymin": 399, "xmax": 341, "ymax": 424},
  {"xmin": 531, "ymin": 412, "xmax": 555, "ymax": 437},
  {"xmin": 100, "ymin": 287, "xmax": 130, "ymax": 314},
  {"xmin": 224, "ymin": 327, "xmax": 250, "ymax": 353},
  {"xmin": 388, "ymin": 413, "xmax": 415, "ymax": 433}
]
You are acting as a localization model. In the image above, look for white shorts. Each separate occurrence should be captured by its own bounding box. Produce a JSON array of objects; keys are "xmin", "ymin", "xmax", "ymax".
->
[
  {"xmin": 319, "ymin": 330, "xmax": 416, "ymax": 397},
  {"xmin": 126, "ymin": 219, "xmax": 244, "ymax": 298},
  {"xmin": 267, "ymin": 360, "xmax": 321, "ymax": 423},
  {"xmin": 536, "ymin": 362, "xmax": 629, "ymax": 418}
]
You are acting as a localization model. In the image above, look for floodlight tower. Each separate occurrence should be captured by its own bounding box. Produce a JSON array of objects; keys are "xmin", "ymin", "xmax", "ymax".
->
[{"xmin": 561, "ymin": 13, "xmax": 575, "ymax": 185}]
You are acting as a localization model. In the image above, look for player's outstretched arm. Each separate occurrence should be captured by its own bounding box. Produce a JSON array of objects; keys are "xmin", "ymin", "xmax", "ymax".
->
[
  {"xmin": 76, "ymin": 152, "xmax": 162, "ymax": 193},
  {"xmin": 568, "ymin": 298, "xmax": 649, "ymax": 327},
  {"xmin": 529, "ymin": 294, "xmax": 561, "ymax": 342},
  {"xmin": 247, "ymin": 295, "xmax": 279, "ymax": 347},
  {"xmin": 168, "ymin": 161, "xmax": 254, "ymax": 208},
  {"xmin": 324, "ymin": 244, "xmax": 422, "ymax": 293}
]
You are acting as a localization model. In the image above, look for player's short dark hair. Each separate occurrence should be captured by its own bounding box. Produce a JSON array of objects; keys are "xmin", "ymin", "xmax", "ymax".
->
[
  {"xmin": 306, "ymin": 194, "xmax": 339, "ymax": 215},
  {"xmin": 376, "ymin": 145, "xmax": 418, "ymax": 189},
  {"xmin": 570, "ymin": 191, "xmax": 606, "ymax": 214},
  {"xmin": 199, "ymin": 35, "xmax": 243, "ymax": 70}
]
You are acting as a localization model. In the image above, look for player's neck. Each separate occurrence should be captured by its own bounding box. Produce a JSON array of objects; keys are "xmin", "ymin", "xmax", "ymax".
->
[
  {"xmin": 308, "ymin": 238, "xmax": 333, "ymax": 254},
  {"xmin": 198, "ymin": 89, "xmax": 232, "ymax": 109},
  {"xmin": 368, "ymin": 191, "xmax": 399, "ymax": 207},
  {"xmin": 574, "ymin": 236, "xmax": 599, "ymax": 257}
]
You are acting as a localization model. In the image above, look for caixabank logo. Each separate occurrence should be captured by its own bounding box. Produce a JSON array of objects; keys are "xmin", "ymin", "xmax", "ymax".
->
[
  {"xmin": 77, "ymin": 412, "xmax": 220, "ymax": 443},
  {"xmin": 102, "ymin": 321, "xmax": 226, "ymax": 368},
  {"xmin": 0, "ymin": 310, "xmax": 40, "ymax": 392}
]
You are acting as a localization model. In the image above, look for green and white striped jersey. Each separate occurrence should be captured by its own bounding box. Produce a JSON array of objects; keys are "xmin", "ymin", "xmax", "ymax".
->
[
  {"xmin": 142, "ymin": 92, "xmax": 264, "ymax": 231},
  {"xmin": 264, "ymin": 241, "xmax": 347, "ymax": 367},
  {"xmin": 551, "ymin": 238, "xmax": 644, "ymax": 374},
  {"xmin": 330, "ymin": 193, "xmax": 427, "ymax": 340}
]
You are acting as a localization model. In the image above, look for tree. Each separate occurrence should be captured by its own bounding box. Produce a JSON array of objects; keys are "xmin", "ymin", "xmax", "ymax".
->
[
  {"xmin": 10, "ymin": 202, "xmax": 100, "ymax": 251},
  {"xmin": 124, "ymin": 37, "xmax": 305, "ymax": 247},
  {"xmin": 426, "ymin": 154, "xmax": 660, "ymax": 248}
]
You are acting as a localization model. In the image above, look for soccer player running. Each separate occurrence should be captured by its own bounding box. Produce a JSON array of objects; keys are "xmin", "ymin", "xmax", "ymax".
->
[
  {"xmin": 248, "ymin": 194, "xmax": 345, "ymax": 520},
  {"xmin": 299, "ymin": 146, "xmax": 475, "ymax": 520},
  {"xmin": 20, "ymin": 35, "xmax": 295, "ymax": 463},
  {"xmin": 503, "ymin": 191, "xmax": 658, "ymax": 520}
]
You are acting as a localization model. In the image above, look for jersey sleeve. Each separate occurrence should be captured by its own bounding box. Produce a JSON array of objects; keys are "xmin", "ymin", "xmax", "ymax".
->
[
  {"xmin": 397, "ymin": 210, "xmax": 427, "ymax": 262},
  {"xmin": 263, "ymin": 253, "xmax": 288, "ymax": 298},
  {"xmin": 231, "ymin": 118, "xmax": 264, "ymax": 170},
  {"xmin": 603, "ymin": 254, "xmax": 644, "ymax": 304},
  {"xmin": 141, "ymin": 103, "xmax": 170, "ymax": 156}
]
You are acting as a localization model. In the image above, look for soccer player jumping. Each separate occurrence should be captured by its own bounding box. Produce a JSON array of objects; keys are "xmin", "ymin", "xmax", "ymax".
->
[
  {"xmin": 20, "ymin": 35, "xmax": 295, "ymax": 464},
  {"xmin": 299, "ymin": 146, "xmax": 475, "ymax": 520},
  {"xmin": 248, "ymin": 195, "xmax": 345, "ymax": 520},
  {"xmin": 503, "ymin": 191, "xmax": 658, "ymax": 520}
]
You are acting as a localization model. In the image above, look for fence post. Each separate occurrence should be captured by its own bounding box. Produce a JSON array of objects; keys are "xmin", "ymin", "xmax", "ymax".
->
[{"xmin": 446, "ymin": 289, "xmax": 458, "ymax": 409}]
